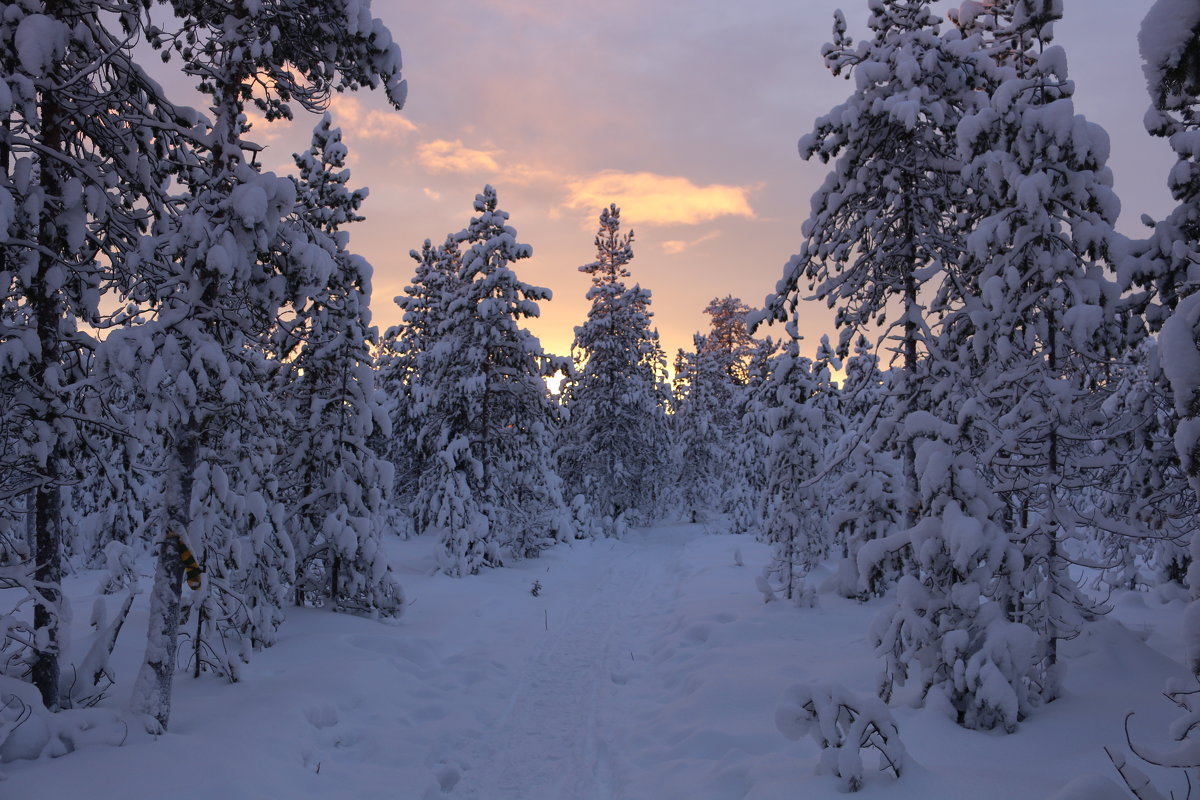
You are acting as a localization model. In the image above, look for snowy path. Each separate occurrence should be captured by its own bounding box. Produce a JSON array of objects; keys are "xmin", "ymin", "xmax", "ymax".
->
[
  {"xmin": 4, "ymin": 526, "xmax": 1196, "ymax": 799},
  {"xmin": 435, "ymin": 528, "xmax": 686, "ymax": 799}
]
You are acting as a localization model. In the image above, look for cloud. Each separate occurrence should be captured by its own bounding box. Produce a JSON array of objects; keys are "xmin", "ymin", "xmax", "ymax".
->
[
  {"xmin": 328, "ymin": 95, "xmax": 418, "ymax": 140},
  {"xmin": 563, "ymin": 171, "xmax": 755, "ymax": 226},
  {"xmin": 422, "ymin": 187, "xmax": 442, "ymax": 201},
  {"xmin": 662, "ymin": 231, "xmax": 722, "ymax": 255},
  {"xmin": 418, "ymin": 139, "xmax": 502, "ymax": 173},
  {"xmin": 477, "ymin": 0, "xmax": 568, "ymax": 21}
]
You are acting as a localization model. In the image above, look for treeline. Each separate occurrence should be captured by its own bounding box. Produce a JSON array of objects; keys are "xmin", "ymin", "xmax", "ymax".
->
[{"xmin": 0, "ymin": 0, "xmax": 768, "ymax": 747}]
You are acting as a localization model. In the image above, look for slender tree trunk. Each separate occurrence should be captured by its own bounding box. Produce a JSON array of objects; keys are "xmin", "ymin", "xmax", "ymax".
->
[
  {"xmin": 31, "ymin": 485, "xmax": 63, "ymax": 709},
  {"xmin": 30, "ymin": 52, "xmax": 68, "ymax": 711},
  {"xmin": 1045, "ymin": 308, "xmax": 1060, "ymax": 698},
  {"xmin": 901, "ymin": 195, "xmax": 921, "ymax": 532},
  {"xmin": 131, "ymin": 431, "xmax": 196, "ymax": 730},
  {"xmin": 330, "ymin": 556, "xmax": 341, "ymax": 604}
]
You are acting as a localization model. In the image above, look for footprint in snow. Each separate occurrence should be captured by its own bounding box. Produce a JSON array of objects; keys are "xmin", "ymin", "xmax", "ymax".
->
[{"xmin": 304, "ymin": 704, "xmax": 339, "ymax": 730}]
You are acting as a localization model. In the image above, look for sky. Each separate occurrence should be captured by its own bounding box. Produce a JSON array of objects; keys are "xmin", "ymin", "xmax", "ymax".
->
[{"xmin": 229, "ymin": 0, "xmax": 1175, "ymax": 364}]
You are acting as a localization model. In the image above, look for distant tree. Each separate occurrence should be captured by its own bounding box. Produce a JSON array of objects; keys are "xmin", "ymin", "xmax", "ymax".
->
[
  {"xmin": 699, "ymin": 296, "xmax": 758, "ymax": 385},
  {"xmin": 379, "ymin": 236, "xmax": 464, "ymax": 516},
  {"xmin": 831, "ymin": 337, "xmax": 905, "ymax": 599},
  {"xmin": 558, "ymin": 205, "xmax": 670, "ymax": 530},
  {"xmin": 414, "ymin": 187, "xmax": 569, "ymax": 574},
  {"xmin": 682, "ymin": 296, "xmax": 765, "ymax": 526},
  {"xmin": 671, "ymin": 336, "xmax": 728, "ymax": 522},
  {"xmin": 724, "ymin": 338, "xmax": 780, "ymax": 535},
  {"xmin": 755, "ymin": 338, "xmax": 837, "ymax": 606}
]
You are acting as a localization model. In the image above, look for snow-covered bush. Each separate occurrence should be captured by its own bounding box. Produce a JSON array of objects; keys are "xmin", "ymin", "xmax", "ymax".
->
[
  {"xmin": 776, "ymin": 682, "xmax": 907, "ymax": 792},
  {"xmin": 98, "ymin": 541, "xmax": 138, "ymax": 596},
  {"xmin": 0, "ymin": 676, "xmax": 128, "ymax": 766}
]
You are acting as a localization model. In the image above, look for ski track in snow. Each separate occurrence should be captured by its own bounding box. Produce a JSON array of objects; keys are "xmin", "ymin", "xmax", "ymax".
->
[{"xmin": 438, "ymin": 529, "xmax": 684, "ymax": 799}]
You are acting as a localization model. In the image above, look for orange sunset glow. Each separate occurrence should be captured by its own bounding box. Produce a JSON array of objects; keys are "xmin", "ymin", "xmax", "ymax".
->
[{"xmin": 225, "ymin": 0, "xmax": 1171, "ymax": 365}]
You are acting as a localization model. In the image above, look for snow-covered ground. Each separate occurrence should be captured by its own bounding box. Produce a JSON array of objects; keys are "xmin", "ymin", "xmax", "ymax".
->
[{"xmin": 3, "ymin": 525, "xmax": 1193, "ymax": 799}]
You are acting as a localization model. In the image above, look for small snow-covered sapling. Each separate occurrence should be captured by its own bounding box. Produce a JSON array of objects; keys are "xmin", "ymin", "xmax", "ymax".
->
[
  {"xmin": 531, "ymin": 580, "xmax": 542, "ymax": 597},
  {"xmin": 776, "ymin": 682, "xmax": 907, "ymax": 792}
]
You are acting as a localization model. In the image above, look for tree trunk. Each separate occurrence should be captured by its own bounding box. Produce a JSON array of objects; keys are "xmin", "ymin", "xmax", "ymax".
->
[
  {"xmin": 31, "ymin": 484, "xmax": 62, "ymax": 709},
  {"xmin": 29, "ymin": 48, "xmax": 68, "ymax": 711},
  {"xmin": 901, "ymin": 192, "xmax": 921, "ymax": 532},
  {"xmin": 1045, "ymin": 308, "xmax": 1061, "ymax": 699},
  {"xmin": 131, "ymin": 431, "xmax": 195, "ymax": 730}
]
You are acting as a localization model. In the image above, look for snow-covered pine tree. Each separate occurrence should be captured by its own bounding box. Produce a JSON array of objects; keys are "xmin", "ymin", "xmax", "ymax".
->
[
  {"xmin": 66, "ymin": 415, "xmax": 151, "ymax": 568},
  {"xmin": 0, "ymin": 0, "xmax": 198, "ymax": 710},
  {"xmin": 756, "ymin": 337, "xmax": 837, "ymax": 606},
  {"xmin": 760, "ymin": 0, "xmax": 983, "ymax": 538},
  {"xmin": 1133, "ymin": 0, "xmax": 1200, "ymax": 334},
  {"xmin": 724, "ymin": 337, "xmax": 781, "ymax": 536},
  {"xmin": 1107, "ymin": 4, "xmax": 1200, "ymax": 793},
  {"xmin": 1126, "ymin": 0, "xmax": 1200, "ymax": 596},
  {"xmin": 275, "ymin": 115, "xmax": 402, "ymax": 617},
  {"xmin": 1091, "ymin": 339, "xmax": 1195, "ymax": 594},
  {"xmin": 1146, "ymin": 0, "xmax": 1200, "ymax": 592},
  {"xmin": 414, "ymin": 187, "xmax": 569, "ymax": 575},
  {"xmin": 695, "ymin": 296, "xmax": 765, "ymax": 525},
  {"xmin": 700, "ymin": 296, "xmax": 759, "ymax": 386},
  {"xmin": 124, "ymin": 0, "xmax": 405, "ymax": 730},
  {"xmin": 671, "ymin": 336, "xmax": 728, "ymax": 523},
  {"xmin": 860, "ymin": 410, "xmax": 1031, "ymax": 732},
  {"xmin": 953, "ymin": 0, "xmax": 1129, "ymax": 705},
  {"xmin": 380, "ymin": 236, "xmax": 465, "ymax": 515},
  {"xmin": 558, "ymin": 205, "xmax": 670, "ymax": 530},
  {"xmin": 831, "ymin": 337, "xmax": 906, "ymax": 599}
]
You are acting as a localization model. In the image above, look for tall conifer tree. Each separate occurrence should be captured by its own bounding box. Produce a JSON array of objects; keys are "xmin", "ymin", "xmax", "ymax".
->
[{"xmin": 559, "ymin": 205, "xmax": 670, "ymax": 530}]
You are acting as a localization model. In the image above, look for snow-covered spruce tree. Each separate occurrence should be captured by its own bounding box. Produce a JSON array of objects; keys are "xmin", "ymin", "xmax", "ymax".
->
[
  {"xmin": 558, "ymin": 205, "xmax": 671, "ymax": 530},
  {"xmin": 0, "ymin": 0, "xmax": 196, "ymax": 709},
  {"xmin": 671, "ymin": 336, "xmax": 729, "ymax": 523},
  {"xmin": 831, "ymin": 337, "xmax": 906, "ymax": 599},
  {"xmin": 755, "ymin": 337, "xmax": 837, "ymax": 606},
  {"xmin": 274, "ymin": 115, "xmax": 402, "ymax": 617},
  {"xmin": 379, "ymin": 236, "xmax": 465, "ymax": 515},
  {"xmin": 760, "ymin": 0, "xmax": 983, "ymax": 536},
  {"xmin": 860, "ymin": 410, "xmax": 1031, "ymax": 732},
  {"xmin": 953, "ymin": 0, "xmax": 1130, "ymax": 705},
  {"xmin": 1123, "ymin": 0, "xmax": 1200, "ymax": 598},
  {"xmin": 1147, "ymin": 0, "xmax": 1200, "ymax": 596},
  {"xmin": 724, "ymin": 337, "xmax": 780, "ymax": 536},
  {"xmin": 414, "ymin": 187, "xmax": 569, "ymax": 575},
  {"xmin": 701, "ymin": 296, "xmax": 759, "ymax": 386},
  {"xmin": 122, "ymin": 0, "xmax": 405, "ymax": 730},
  {"xmin": 696, "ymin": 296, "xmax": 766, "ymax": 524},
  {"xmin": 1091, "ymin": 339, "xmax": 1196, "ymax": 594},
  {"xmin": 1106, "ymin": 5, "xmax": 1200, "ymax": 794},
  {"xmin": 66, "ymin": 414, "xmax": 152, "ymax": 568}
]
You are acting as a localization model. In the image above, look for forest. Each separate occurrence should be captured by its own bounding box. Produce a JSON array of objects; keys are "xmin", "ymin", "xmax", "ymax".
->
[{"xmin": 3, "ymin": 0, "xmax": 1200, "ymax": 798}]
